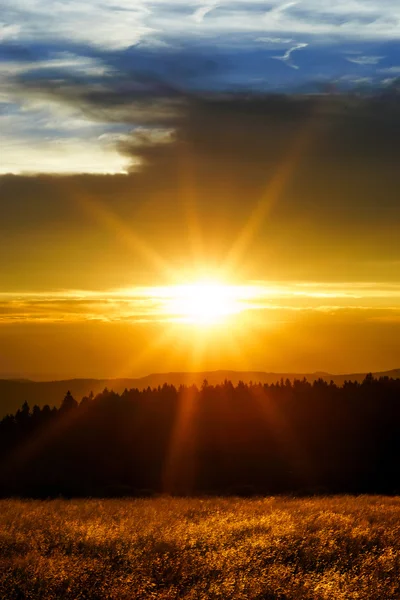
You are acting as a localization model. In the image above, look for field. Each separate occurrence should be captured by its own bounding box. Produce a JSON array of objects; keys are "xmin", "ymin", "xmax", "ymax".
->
[{"xmin": 1, "ymin": 497, "xmax": 400, "ymax": 599}]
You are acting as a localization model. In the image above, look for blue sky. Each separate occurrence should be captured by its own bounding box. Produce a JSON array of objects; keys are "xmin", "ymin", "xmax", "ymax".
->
[{"xmin": 1, "ymin": 0, "xmax": 399, "ymax": 174}]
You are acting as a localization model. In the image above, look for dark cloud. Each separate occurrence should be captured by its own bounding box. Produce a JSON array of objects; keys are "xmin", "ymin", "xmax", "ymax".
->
[
  {"xmin": 1, "ymin": 83, "xmax": 400, "ymax": 289},
  {"xmin": 3, "ymin": 92, "xmax": 399, "ymax": 209}
]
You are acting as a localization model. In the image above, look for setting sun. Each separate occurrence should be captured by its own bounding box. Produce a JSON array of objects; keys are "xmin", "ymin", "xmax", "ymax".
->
[
  {"xmin": 166, "ymin": 282, "xmax": 241, "ymax": 324},
  {"xmin": 158, "ymin": 282, "xmax": 256, "ymax": 324}
]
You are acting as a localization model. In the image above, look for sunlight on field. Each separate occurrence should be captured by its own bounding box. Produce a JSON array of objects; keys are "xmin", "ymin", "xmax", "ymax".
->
[{"xmin": 1, "ymin": 496, "xmax": 400, "ymax": 599}]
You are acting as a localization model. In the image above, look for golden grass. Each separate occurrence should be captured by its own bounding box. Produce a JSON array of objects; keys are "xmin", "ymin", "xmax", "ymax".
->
[{"xmin": 1, "ymin": 496, "xmax": 400, "ymax": 599}]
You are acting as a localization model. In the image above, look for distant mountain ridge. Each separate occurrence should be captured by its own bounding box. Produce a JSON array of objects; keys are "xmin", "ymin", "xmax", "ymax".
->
[{"xmin": 0, "ymin": 369, "xmax": 399, "ymax": 419}]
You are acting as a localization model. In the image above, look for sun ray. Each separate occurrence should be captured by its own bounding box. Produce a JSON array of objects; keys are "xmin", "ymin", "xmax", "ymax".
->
[
  {"xmin": 77, "ymin": 192, "xmax": 178, "ymax": 282},
  {"xmin": 224, "ymin": 104, "xmax": 322, "ymax": 275},
  {"xmin": 178, "ymin": 140, "xmax": 205, "ymax": 269},
  {"xmin": 162, "ymin": 383, "xmax": 199, "ymax": 494},
  {"xmin": 249, "ymin": 383, "xmax": 315, "ymax": 487},
  {"xmin": 109, "ymin": 320, "xmax": 178, "ymax": 380}
]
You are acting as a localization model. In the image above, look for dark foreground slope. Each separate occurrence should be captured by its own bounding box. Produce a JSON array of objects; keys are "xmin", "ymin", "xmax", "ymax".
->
[
  {"xmin": 1, "ymin": 368, "xmax": 399, "ymax": 418},
  {"xmin": 1, "ymin": 376, "xmax": 399, "ymax": 496},
  {"xmin": 1, "ymin": 496, "xmax": 400, "ymax": 600}
]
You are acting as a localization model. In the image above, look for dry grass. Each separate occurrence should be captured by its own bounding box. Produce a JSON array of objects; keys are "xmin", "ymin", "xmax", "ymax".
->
[{"xmin": 1, "ymin": 496, "xmax": 400, "ymax": 599}]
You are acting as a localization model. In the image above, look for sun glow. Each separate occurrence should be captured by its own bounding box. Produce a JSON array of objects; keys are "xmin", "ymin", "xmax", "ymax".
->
[{"xmin": 165, "ymin": 282, "xmax": 250, "ymax": 324}]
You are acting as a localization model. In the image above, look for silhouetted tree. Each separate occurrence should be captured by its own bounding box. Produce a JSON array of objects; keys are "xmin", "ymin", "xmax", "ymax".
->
[
  {"xmin": 60, "ymin": 391, "xmax": 78, "ymax": 412},
  {"xmin": 0, "ymin": 375, "xmax": 399, "ymax": 497}
]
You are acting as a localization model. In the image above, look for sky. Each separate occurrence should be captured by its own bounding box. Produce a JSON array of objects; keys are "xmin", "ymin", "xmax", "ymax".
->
[{"xmin": 0, "ymin": 1, "xmax": 399, "ymax": 378}]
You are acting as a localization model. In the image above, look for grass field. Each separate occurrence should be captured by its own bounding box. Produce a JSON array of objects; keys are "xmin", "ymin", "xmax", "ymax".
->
[{"xmin": 1, "ymin": 496, "xmax": 400, "ymax": 599}]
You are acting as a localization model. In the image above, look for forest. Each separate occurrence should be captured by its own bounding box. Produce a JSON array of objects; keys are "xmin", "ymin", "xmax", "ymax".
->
[{"xmin": 0, "ymin": 375, "xmax": 399, "ymax": 497}]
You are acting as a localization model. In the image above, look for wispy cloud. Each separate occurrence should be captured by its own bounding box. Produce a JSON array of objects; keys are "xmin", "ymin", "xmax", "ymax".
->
[
  {"xmin": 380, "ymin": 66, "xmax": 400, "ymax": 73},
  {"xmin": 256, "ymin": 36, "xmax": 294, "ymax": 44},
  {"xmin": 0, "ymin": 23, "xmax": 20, "ymax": 40},
  {"xmin": 2, "ymin": 0, "xmax": 400, "ymax": 51},
  {"xmin": 346, "ymin": 55, "xmax": 384, "ymax": 65},
  {"xmin": 272, "ymin": 42, "xmax": 308, "ymax": 69},
  {"xmin": 0, "ymin": 53, "xmax": 110, "ymax": 77},
  {"xmin": 193, "ymin": 1, "xmax": 219, "ymax": 23},
  {"xmin": 1, "ymin": 0, "xmax": 152, "ymax": 49},
  {"xmin": 1, "ymin": 282, "xmax": 400, "ymax": 324}
]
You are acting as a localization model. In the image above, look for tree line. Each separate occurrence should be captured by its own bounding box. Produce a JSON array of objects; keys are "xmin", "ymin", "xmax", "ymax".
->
[{"xmin": 0, "ymin": 375, "xmax": 399, "ymax": 497}]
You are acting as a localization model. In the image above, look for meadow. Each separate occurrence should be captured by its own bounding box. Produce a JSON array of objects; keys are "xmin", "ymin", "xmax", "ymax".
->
[{"xmin": 1, "ymin": 496, "xmax": 400, "ymax": 599}]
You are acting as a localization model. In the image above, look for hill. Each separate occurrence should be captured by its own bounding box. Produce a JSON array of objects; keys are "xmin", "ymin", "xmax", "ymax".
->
[{"xmin": 0, "ymin": 368, "xmax": 399, "ymax": 418}]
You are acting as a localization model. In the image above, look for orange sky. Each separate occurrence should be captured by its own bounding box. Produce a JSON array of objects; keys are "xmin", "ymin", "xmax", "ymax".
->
[
  {"xmin": 1, "ymin": 95, "xmax": 399, "ymax": 378},
  {"xmin": 1, "ymin": 282, "xmax": 400, "ymax": 378}
]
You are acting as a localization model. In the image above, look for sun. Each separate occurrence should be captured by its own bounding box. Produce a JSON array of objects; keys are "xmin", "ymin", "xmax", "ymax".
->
[{"xmin": 166, "ymin": 281, "xmax": 243, "ymax": 324}]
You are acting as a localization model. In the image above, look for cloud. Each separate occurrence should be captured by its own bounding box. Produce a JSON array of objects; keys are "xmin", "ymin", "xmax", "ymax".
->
[
  {"xmin": 380, "ymin": 66, "xmax": 400, "ymax": 74},
  {"xmin": 346, "ymin": 55, "xmax": 384, "ymax": 65},
  {"xmin": 0, "ymin": 136, "xmax": 133, "ymax": 175},
  {"xmin": 272, "ymin": 42, "xmax": 308, "ymax": 69},
  {"xmin": 0, "ymin": 23, "xmax": 20, "ymax": 41},
  {"xmin": 0, "ymin": 51, "xmax": 185, "ymax": 173},
  {"xmin": 1, "ymin": 0, "xmax": 399, "ymax": 179},
  {"xmin": 1, "ymin": 281, "xmax": 400, "ymax": 324},
  {"xmin": 258, "ymin": 0, "xmax": 400, "ymax": 39},
  {"xmin": 2, "ymin": 91, "xmax": 400, "ymax": 199},
  {"xmin": 256, "ymin": 36, "xmax": 294, "ymax": 44},
  {"xmin": 0, "ymin": 80, "xmax": 135, "ymax": 174},
  {"xmin": 1, "ymin": 1, "xmax": 153, "ymax": 50},
  {"xmin": 266, "ymin": 1, "xmax": 299, "ymax": 18},
  {"xmin": 193, "ymin": 2, "xmax": 219, "ymax": 23},
  {"xmin": 0, "ymin": 53, "xmax": 110, "ymax": 77},
  {"xmin": 1, "ymin": 0, "xmax": 400, "ymax": 56}
]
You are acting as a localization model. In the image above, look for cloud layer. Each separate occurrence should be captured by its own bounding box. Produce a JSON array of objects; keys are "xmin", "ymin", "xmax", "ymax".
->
[
  {"xmin": 1, "ymin": 281, "xmax": 400, "ymax": 324},
  {"xmin": 2, "ymin": 1, "xmax": 400, "ymax": 49},
  {"xmin": 1, "ymin": 0, "xmax": 400, "ymax": 173}
]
